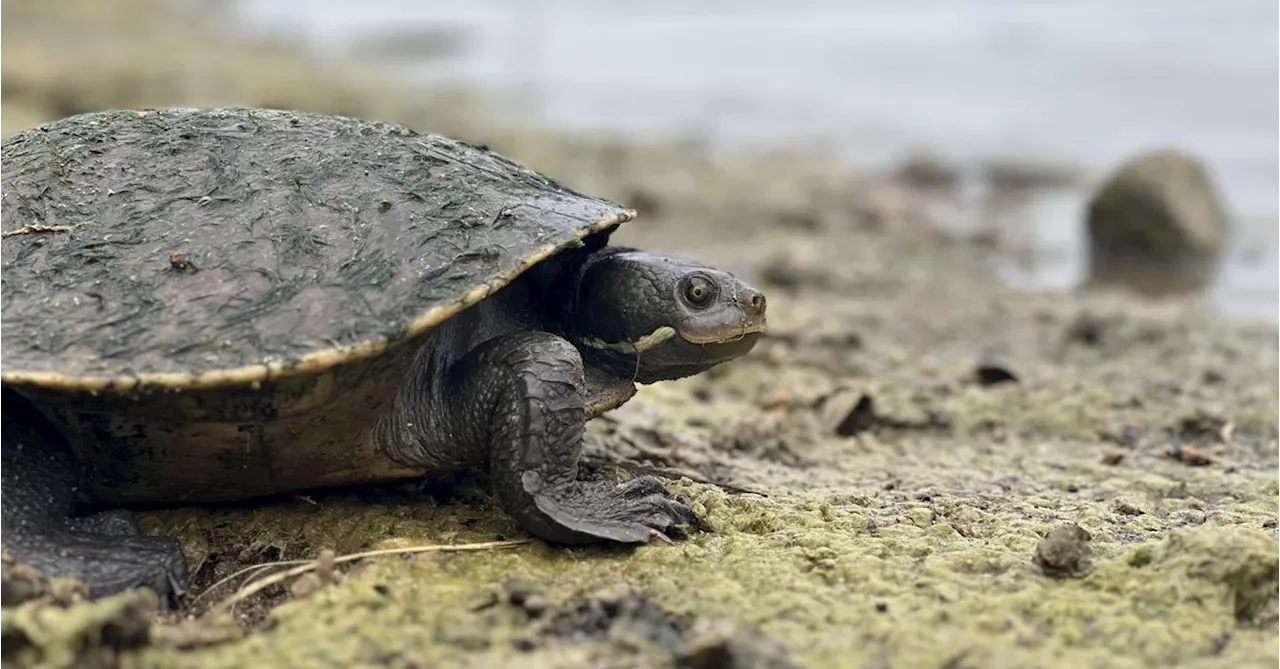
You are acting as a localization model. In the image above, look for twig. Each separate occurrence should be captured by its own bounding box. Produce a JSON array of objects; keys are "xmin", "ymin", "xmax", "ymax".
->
[
  {"xmin": 212, "ymin": 539, "xmax": 533, "ymax": 612},
  {"xmin": 1, "ymin": 224, "xmax": 75, "ymax": 238},
  {"xmin": 189, "ymin": 560, "xmax": 312, "ymax": 611}
]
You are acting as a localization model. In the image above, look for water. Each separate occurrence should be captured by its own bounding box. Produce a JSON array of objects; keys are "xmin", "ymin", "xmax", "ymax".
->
[{"xmin": 236, "ymin": 0, "xmax": 1278, "ymax": 319}]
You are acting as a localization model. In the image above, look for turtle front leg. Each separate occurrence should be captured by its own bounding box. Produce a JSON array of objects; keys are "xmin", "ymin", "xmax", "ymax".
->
[
  {"xmin": 444, "ymin": 332, "xmax": 695, "ymax": 544},
  {"xmin": 1, "ymin": 390, "xmax": 188, "ymax": 607}
]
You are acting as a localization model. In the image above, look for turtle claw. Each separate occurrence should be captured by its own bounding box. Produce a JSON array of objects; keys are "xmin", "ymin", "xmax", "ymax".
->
[
  {"xmin": 648, "ymin": 529, "xmax": 676, "ymax": 545},
  {"xmin": 616, "ymin": 475, "xmax": 670, "ymax": 498},
  {"xmin": 164, "ymin": 566, "xmax": 189, "ymax": 611},
  {"xmin": 524, "ymin": 476, "xmax": 697, "ymax": 546},
  {"xmin": 621, "ymin": 475, "xmax": 697, "ymax": 537}
]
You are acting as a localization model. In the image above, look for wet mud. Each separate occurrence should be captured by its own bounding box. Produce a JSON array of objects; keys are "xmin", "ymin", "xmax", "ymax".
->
[{"xmin": 2, "ymin": 2, "xmax": 1276, "ymax": 668}]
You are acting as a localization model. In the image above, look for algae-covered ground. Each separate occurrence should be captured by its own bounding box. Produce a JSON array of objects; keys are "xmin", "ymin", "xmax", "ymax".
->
[{"xmin": 2, "ymin": 2, "xmax": 1278, "ymax": 668}]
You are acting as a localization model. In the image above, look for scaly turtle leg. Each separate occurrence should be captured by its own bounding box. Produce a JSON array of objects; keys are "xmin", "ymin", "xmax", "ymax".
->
[
  {"xmin": 447, "ymin": 332, "xmax": 695, "ymax": 544},
  {"xmin": 1, "ymin": 390, "xmax": 188, "ymax": 607}
]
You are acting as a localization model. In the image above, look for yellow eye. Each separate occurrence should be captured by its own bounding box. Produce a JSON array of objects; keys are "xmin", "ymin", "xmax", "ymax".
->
[{"xmin": 682, "ymin": 276, "xmax": 715, "ymax": 306}]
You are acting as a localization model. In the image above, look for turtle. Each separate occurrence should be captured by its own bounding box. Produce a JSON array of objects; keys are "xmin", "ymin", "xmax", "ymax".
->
[{"xmin": 0, "ymin": 107, "xmax": 767, "ymax": 606}]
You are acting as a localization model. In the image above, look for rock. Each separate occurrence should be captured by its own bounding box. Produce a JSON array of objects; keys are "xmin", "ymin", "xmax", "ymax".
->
[
  {"xmin": 1033, "ymin": 523, "xmax": 1093, "ymax": 578},
  {"xmin": 973, "ymin": 364, "xmax": 1019, "ymax": 387},
  {"xmin": 1167, "ymin": 442, "xmax": 1216, "ymax": 467},
  {"xmin": 1083, "ymin": 148, "xmax": 1230, "ymax": 295},
  {"xmin": 832, "ymin": 393, "xmax": 876, "ymax": 437}
]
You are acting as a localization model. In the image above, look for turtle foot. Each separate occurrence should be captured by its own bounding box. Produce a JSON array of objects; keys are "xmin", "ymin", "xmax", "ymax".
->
[
  {"xmin": 5, "ymin": 530, "xmax": 189, "ymax": 610},
  {"xmin": 526, "ymin": 475, "xmax": 697, "ymax": 545},
  {"xmin": 2, "ymin": 389, "xmax": 188, "ymax": 609},
  {"xmin": 421, "ymin": 332, "xmax": 696, "ymax": 546}
]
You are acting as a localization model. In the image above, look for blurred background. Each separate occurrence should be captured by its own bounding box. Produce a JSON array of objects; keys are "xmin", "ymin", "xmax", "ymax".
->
[
  {"xmin": 4, "ymin": 0, "xmax": 1277, "ymax": 318},
  {"xmin": 241, "ymin": 0, "xmax": 1280, "ymax": 318}
]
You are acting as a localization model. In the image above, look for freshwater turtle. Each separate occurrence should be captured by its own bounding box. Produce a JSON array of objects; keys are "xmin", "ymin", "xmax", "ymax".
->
[{"xmin": 0, "ymin": 108, "xmax": 767, "ymax": 605}]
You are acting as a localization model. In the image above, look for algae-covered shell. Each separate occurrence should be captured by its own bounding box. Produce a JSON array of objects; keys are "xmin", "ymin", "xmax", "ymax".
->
[{"xmin": 0, "ymin": 108, "xmax": 633, "ymax": 503}]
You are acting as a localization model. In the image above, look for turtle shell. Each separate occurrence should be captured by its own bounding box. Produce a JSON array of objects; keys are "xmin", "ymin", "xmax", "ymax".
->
[
  {"xmin": 1, "ymin": 107, "xmax": 632, "ymax": 389},
  {"xmin": 0, "ymin": 108, "xmax": 633, "ymax": 503}
]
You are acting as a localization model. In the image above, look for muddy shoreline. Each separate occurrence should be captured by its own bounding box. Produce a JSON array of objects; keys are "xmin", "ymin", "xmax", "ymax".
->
[{"xmin": 2, "ymin": 2, "xmax": 1277, "ymax": 668}]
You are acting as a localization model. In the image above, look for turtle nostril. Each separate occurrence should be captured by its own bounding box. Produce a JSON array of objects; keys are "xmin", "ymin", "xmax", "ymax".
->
[{"xmin": 749, "ymin": 292, "xmax": 766, "ymax": 313}]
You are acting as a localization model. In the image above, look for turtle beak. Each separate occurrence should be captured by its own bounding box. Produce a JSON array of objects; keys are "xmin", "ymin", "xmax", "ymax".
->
[
  {"xmin": 737, "ymin": 286, "xmax": 767, "ymax": 337},
  {"xmin": 719, "ymin": 285, "xmax": 766, "ymax": 357}
]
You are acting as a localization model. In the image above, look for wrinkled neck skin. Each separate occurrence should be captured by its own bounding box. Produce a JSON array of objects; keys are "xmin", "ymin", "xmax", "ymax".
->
[
  {"xmin": 564, "ymin": 248, "xmax": 679, "ymax": 384},
  {"xmin": 375, "ymin": 239, "xmax": 762, "ymax": 471},
  {"xmin": 576, "ymin": 337, "xmax": 718, "ymax": 385}
]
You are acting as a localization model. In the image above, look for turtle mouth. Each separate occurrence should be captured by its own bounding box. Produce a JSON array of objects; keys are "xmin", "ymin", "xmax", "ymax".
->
[
  {"xmin": 677, "ymin": 322, "xmax": 767, "ymax": 345},
  {"xmin": 678, "ymin": 323, "xmax": 765, "ymax": 364},
  {"xmin": 690, "ymin": 330, "xmax": 762, "ymax": 364}
]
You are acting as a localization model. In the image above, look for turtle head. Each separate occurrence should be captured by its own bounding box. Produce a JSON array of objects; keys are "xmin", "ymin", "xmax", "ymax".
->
[{"xmin": 569, "ymin": 249, "xmax": 766, "ymax": 383}]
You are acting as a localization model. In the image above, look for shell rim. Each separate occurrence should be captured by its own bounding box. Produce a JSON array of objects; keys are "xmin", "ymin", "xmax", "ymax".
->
[{"xmin": 1, "ymin": 210, "xmax": 635, "ymax": 393}]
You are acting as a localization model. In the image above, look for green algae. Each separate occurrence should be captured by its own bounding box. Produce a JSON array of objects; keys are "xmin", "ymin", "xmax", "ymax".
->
[
  {"xmin": 2, "ymin": 588, "xmax": 158, "ymax": 669},
  {"xmin": 116, "ymin": 480, "xmax": 1277, "ymax": 669},
  {"xmin": 125, "ymin": 347, "xmax": 1279, "ymax": 668}
]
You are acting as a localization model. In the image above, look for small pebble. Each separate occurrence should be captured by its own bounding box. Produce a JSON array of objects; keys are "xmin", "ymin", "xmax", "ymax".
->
[
  {"xmin": 1168, "ymin": 443, "xmax": 1216, "ymax": 467},
  {"xmin": 1033, "ymin": 523, "xmax": 1093, "ymax": 579}
]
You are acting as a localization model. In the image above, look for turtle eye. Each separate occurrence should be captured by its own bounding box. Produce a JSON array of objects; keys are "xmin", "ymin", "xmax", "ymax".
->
[{"xmin": 681, "ymin": 275, "xmax": 717, "ymax": 308}]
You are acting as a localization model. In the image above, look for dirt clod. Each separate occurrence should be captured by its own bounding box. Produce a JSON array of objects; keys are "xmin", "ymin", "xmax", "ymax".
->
[
  {"xmin": 2, "ymin": 587, "xmax": 157, "ymax": 669},
  {"xmin": 541, "ymin": 588, "xmax": 686, "ymax": 648},
  {"xmin": 538, "ymin": 587, "xmax": 795, "ymax": 668},
  {"xmin": 1101, "ymin": 451, "xmax": 1125, "ymax": 466},
  {"xmin": 679, "ymin": 618, "xmax": 797, "ymax": 669},
  {"xmin": 154, "ymin": 613, "xmax": 245, "ymax": 650},
  {"xmin": 1033, "ymin": 523, "xmax": 1094, "ymax": 579},
  {"xmin": 1168, "ymin": 442, "xmax": 1217, "ymax": 467},
  {"xmin": 288, "ymin": 573, "xmax": 325, "ymax": 600},
  {"xmin": 1177, "ymin": 410, "xmax": 1231, "ymax": 443},
  {"xmin": 834, "ymin": 394, "xmax": 876, "ymax": 437},
  {"xmin": 974, "ymin": 364, "xmax": 1019, "ymax": 386},
  {"xmin": 1, "ymin": 553, "xmax": 46, "ymax": 608},
  {"xmin": 168, "ymin": 250, "xmax": 193, "ymax": 271}
]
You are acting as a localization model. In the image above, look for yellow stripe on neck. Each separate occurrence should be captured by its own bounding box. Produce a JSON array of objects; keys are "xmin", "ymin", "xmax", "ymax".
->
[{"xmin": 581, "ymin": 326, "xmax": 677, "ymax": 354}]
